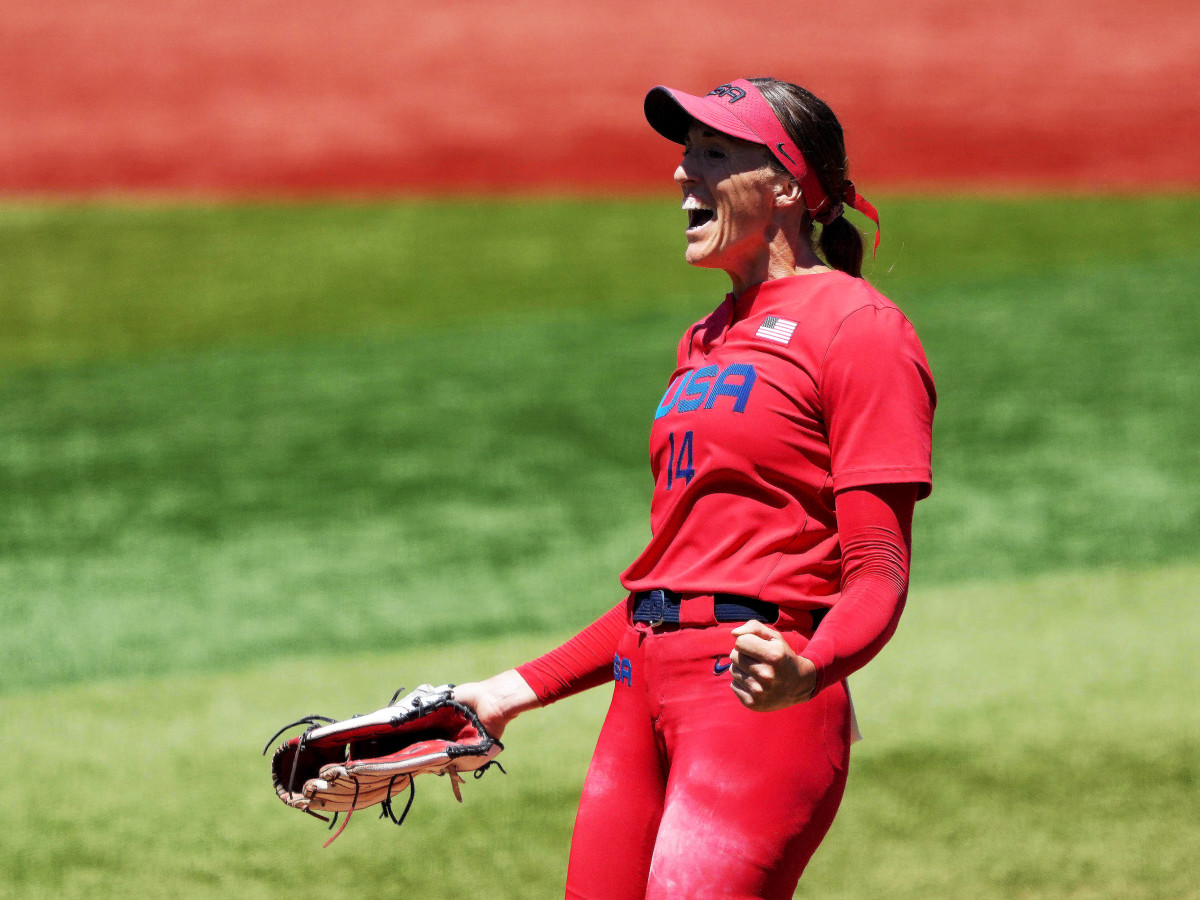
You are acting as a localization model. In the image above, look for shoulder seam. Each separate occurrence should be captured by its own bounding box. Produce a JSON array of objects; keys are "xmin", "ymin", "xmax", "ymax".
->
[{"xmin": 815, "ymin": 303, "xmax": 878, "ymax": 402}]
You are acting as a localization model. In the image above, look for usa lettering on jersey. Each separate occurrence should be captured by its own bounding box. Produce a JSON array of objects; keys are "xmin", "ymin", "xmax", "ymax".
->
[{"xmin": 654, "ymin": 363, "xmax": 757, "ymax": 420}]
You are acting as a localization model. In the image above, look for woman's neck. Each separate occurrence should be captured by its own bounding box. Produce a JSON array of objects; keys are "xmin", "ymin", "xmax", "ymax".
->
[{"xmin": 727, "ymin": 238, "xmax": 829, "ymax": 297}]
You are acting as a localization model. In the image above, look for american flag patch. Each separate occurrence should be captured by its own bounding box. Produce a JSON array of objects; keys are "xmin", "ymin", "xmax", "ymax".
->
[{"xmin": 755, "ymin": 316, "xmax": 797, "ymax": 345}]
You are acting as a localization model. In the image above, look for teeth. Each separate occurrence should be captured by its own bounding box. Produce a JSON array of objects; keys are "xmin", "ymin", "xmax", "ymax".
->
[{"xmin": 681, "ymin": 197, "xmax": 712, "ymax": 211}]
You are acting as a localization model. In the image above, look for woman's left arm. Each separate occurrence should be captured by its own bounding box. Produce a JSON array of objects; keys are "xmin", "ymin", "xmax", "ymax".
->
[{"xmin": 729, "ymin": 483, "xmax": 915, "ymax": 711}]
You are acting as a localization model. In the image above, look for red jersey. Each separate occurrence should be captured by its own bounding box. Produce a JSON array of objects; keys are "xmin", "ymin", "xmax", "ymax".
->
[{"xmin": 620, "ymin": 271, "xmax": 935, "ymax": 609}]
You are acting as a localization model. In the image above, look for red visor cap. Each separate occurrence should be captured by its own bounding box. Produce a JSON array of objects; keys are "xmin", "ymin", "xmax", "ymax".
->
[{"xmin": 645, "ymin": 85, "xmax": 761, "ymax": 145}]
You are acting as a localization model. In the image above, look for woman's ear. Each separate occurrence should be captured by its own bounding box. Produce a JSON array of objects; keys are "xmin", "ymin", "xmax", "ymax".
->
[{"xmin": 772, "ymin": 176, "xmax": 803, "ymax": 209}]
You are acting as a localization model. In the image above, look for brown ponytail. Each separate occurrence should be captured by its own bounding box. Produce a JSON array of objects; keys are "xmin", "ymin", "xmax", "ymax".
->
[
  {"xmin": 818, "ymin": 215, "xmax": 865, "ymax": 278},
  {"xmin": 749, "ymin": 77, "xmax": 865, "ymax": 278}
]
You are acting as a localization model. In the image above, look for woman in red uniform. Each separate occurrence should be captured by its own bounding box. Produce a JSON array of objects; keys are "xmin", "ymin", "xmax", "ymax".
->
[{"xmin": 454, "ymin": 77, "xmax": 935, "ymax": 899}]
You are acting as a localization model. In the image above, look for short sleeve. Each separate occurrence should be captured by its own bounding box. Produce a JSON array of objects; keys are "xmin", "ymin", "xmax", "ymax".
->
[{"xmin": 819, "ymin": 305, "xmax": 936, "ymax": 499}]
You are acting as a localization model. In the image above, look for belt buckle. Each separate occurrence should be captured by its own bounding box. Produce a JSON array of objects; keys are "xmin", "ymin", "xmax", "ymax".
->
[{"xmin": 646, "ymin": 589, "xmax": 667, "ymax": 627}]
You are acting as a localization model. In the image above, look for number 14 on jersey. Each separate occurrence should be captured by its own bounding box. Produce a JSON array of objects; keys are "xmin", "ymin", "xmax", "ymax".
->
[{"xmin": 666, "ymin": 430, "xmax": 695, "ymax": 490}]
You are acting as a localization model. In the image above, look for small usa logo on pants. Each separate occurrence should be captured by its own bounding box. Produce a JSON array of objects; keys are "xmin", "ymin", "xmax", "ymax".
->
[{"xmin": 613, "ymin": 654, "xmax": 633, "ymax": 686}]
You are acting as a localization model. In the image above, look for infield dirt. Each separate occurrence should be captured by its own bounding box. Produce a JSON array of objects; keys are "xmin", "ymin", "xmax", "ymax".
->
[{"xmin": 2, "ymin": 0, "xmax": 1197, "ymax": 194}]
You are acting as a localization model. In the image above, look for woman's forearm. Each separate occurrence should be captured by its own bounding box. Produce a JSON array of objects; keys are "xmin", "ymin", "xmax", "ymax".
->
[
  {"xmin": 800, "ymin": 483, "xmax": 916, "ymax": 694},
  {"xmin": 514, "ymin": 601, "xmax": 627, "ymax": 704}
]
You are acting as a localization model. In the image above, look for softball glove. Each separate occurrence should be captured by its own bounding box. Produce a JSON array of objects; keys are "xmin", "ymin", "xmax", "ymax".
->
[{"xmin": 263, "ymin": 684, "xmax": 503, "ymax": 846}]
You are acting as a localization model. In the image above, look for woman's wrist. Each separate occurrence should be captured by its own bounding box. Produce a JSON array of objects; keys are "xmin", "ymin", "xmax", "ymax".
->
[
  {"xmin": 453, "ymin": 670, "xmax": 540, "ymax": 739},
  {"xmin": 795, "ymin": 654, "xmax": 819, "ymax": 702},
  {"xmin": 481, "ymin": 669, "xmax": 541, "ymax": 719}
]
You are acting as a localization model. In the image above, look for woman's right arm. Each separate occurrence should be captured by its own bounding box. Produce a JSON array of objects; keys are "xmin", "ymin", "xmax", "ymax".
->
[{"xmin": 453, "ymin": 601, "xmax": 627, "ymax": 738}]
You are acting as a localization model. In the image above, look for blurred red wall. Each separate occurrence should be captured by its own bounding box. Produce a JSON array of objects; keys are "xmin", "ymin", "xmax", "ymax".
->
[{"xmin": 2, "ymin": 0, "xmax": 1197, "ymax": 194}]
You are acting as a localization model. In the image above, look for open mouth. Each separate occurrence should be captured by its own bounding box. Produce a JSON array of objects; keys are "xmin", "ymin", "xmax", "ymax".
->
[{"xmin": 682, "ymin": 197, "xmax": 714, "ymax": 233}]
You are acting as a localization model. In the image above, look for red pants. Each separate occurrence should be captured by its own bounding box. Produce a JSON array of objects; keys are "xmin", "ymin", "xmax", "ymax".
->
[{"xmin": 565, "ymin": 620, "xmax": 851, "ymax": 900}]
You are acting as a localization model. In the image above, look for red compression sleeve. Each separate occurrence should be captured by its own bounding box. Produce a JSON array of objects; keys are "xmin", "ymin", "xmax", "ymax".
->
[
  {"xmin": 800, "ymin": 484, "xmax": 916, "ymax": 695},
  {"xmin": 515, "ymin": 602, "xmax": 627, "ymax": 705}
]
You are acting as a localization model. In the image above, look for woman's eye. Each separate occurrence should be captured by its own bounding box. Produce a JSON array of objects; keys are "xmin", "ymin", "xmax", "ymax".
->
[{"xmin": 682, "ymin": 145, "xmax": 725, "ymax": 161}]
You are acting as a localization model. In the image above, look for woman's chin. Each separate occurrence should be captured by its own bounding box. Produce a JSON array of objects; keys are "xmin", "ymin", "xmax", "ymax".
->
[{"xmin": 684, "ymin": 241, "xmax": 717, "ymax": 268}]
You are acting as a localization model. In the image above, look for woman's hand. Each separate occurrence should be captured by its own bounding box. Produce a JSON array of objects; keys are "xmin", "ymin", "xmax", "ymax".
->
[
  {"xmin": 729, "ymin": 621, "xmax": 818, "ymax": 711},
  {"xmin": 451, "ymin": 670, "xmax": 540, "ymax": 740}
]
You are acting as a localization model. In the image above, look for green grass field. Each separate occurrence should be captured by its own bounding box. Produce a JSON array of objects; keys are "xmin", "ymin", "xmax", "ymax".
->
[{"xmin": 1, "ymin": 195, "xmax": 1197, "ymax": 898}]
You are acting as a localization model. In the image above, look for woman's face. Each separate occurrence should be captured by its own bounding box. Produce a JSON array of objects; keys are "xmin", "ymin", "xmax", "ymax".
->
[{"xmin": 675, "ymin": 122, "xmax": 785, "ymax": 279}]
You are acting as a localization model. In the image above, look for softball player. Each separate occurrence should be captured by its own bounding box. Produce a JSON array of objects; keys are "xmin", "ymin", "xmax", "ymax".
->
[{"xmin": 454, "ymin": 76, "xmax": 935, "ymax": 900}]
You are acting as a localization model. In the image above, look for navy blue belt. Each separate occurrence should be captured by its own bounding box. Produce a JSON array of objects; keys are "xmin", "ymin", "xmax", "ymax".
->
[
  {"xmin": 631, "ymin": 589, "xmax": 830, "ymax": 629},
  {"xmin": 631, "ymin": 589, "xmax": 769, "ymax": 625}
]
